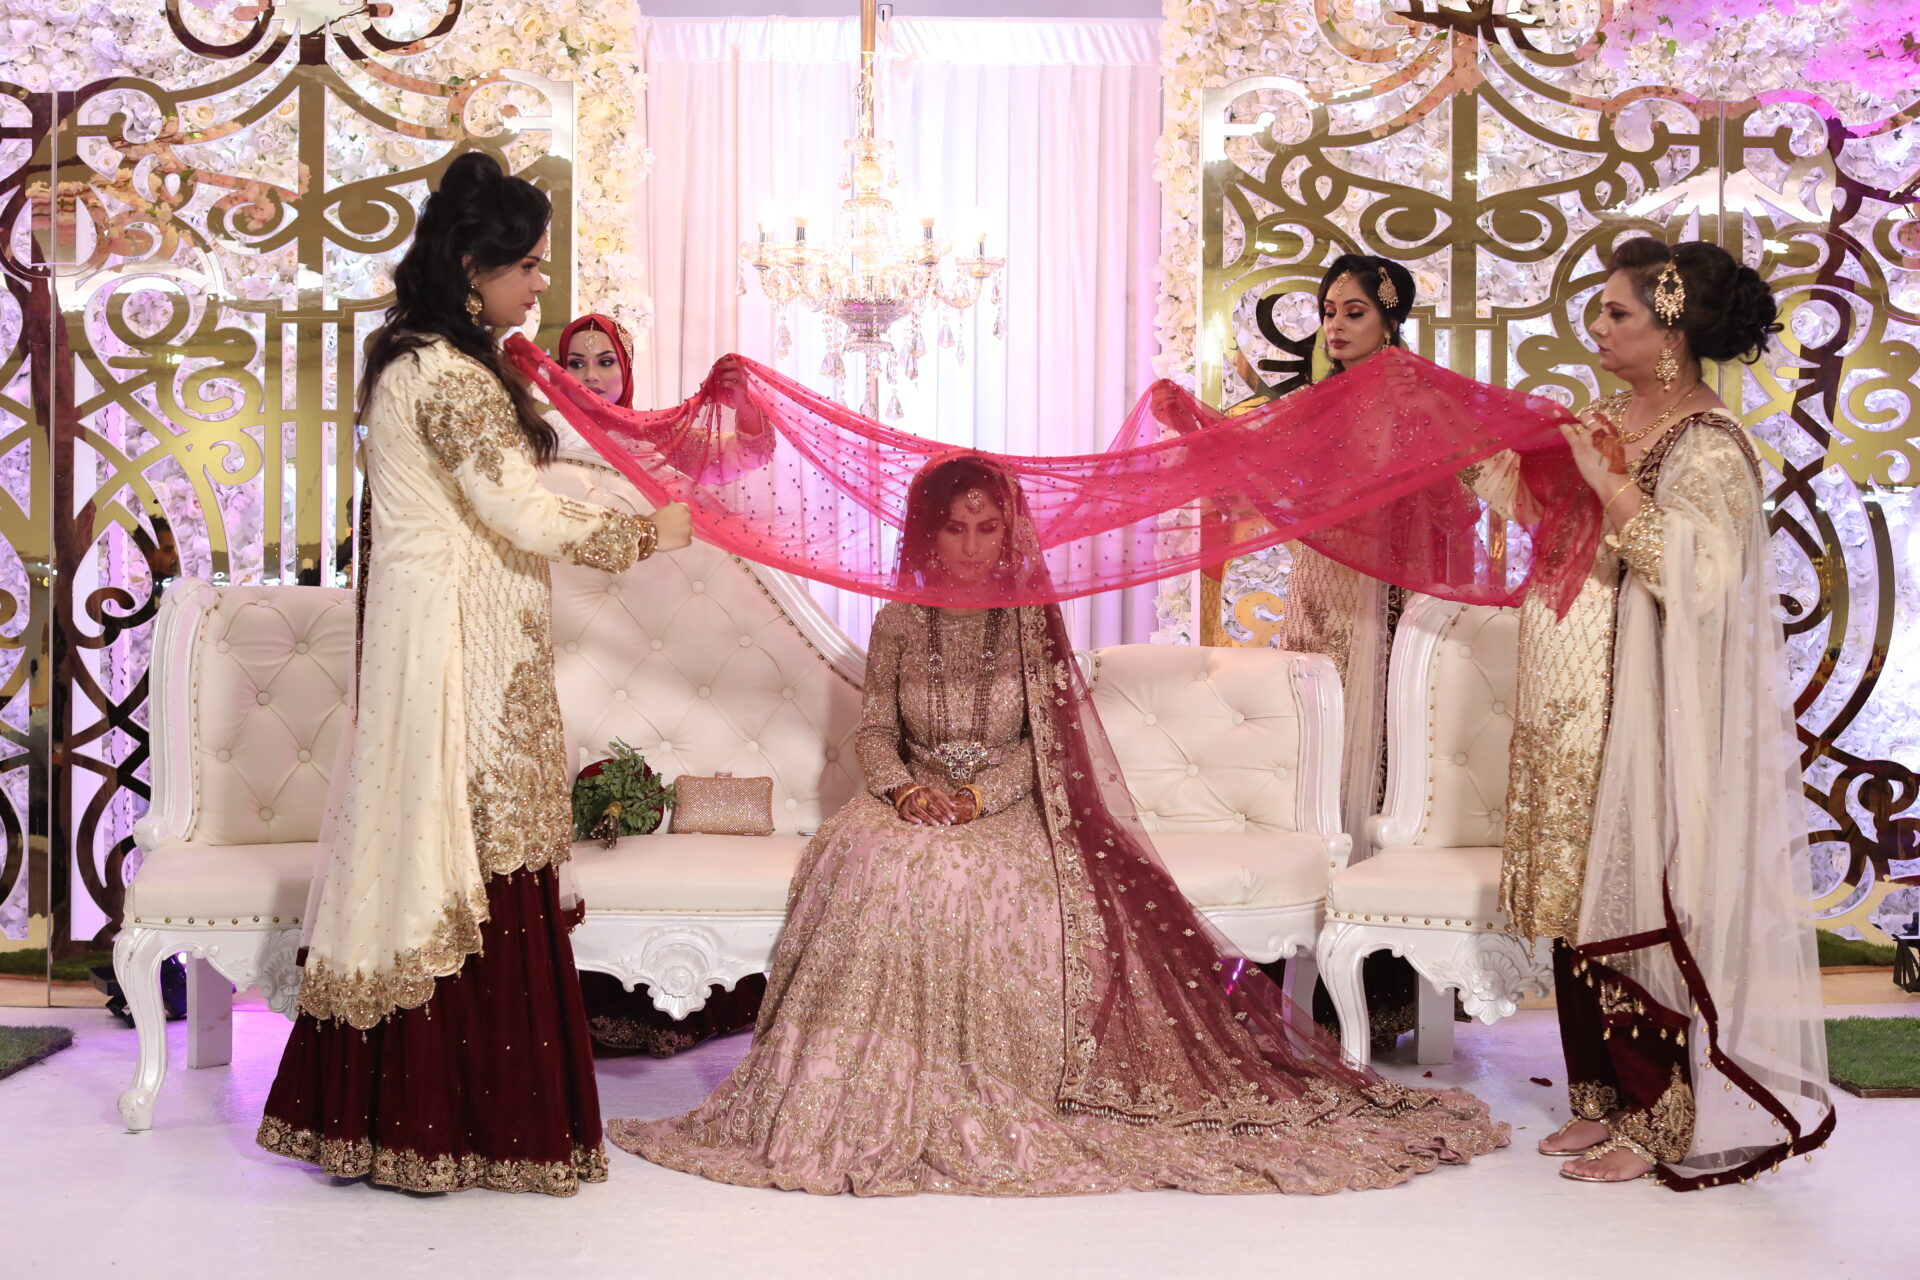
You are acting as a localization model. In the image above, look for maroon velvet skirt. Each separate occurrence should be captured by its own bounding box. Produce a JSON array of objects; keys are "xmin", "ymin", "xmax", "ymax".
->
[
  {"xmin": 256, "ymin": 867, "xmax": 607, "ymax": 1196},
  {"xmin": 579, "ymin": 971, "xmax": 765, "ymax": 1058}
]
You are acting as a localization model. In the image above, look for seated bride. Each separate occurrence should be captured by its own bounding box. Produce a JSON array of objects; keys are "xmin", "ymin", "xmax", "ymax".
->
[{"xmin": 609, "ymin": 453, "xmax": 1510, "ymax": 1196}]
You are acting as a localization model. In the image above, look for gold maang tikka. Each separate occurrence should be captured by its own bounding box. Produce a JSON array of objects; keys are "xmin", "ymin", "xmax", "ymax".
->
[{"xmin": 1652, "ymin": 261, "xmax": 1686, "ymax": 326}]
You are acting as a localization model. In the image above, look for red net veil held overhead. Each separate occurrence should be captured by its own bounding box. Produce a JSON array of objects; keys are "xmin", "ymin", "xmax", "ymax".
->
[{"xmin": 505, "ymin": 335, "xmax": 1601, "ymax": 615}]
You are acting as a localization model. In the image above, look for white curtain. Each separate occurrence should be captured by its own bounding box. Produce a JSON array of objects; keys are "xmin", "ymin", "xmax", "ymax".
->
[{"xmin": 633, "ymin": 15, "xmax": 1163, "ymax": 648}]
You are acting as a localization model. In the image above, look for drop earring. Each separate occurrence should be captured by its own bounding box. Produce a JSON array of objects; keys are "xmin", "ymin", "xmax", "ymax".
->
[
  {"xmin": 1655, "ymin": 343, "xmax": 1679, "ymax": 393},
  {"xmin": 465, "ymin": 287, "xmax": 484, "ymax": 321}
]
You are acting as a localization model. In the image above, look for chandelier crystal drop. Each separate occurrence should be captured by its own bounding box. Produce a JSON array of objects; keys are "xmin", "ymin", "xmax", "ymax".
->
[{"xmin": 738, "ymin": 0, "xmax": 1006, "ymax": 420}]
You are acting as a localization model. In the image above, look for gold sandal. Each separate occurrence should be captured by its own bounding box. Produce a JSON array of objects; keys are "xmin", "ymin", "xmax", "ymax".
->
[
  {"xmin": 1537, "ymin": 1116, "xmax": 1605, "ymax": 1156},
  {"xmin": 1559, "ymin": 1135, "xmax": 1658, "ymax": 1183}
]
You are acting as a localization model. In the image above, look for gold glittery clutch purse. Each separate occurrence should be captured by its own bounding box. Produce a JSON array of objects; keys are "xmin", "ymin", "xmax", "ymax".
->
[{"xmin": 668, "ymin": 773, "xmax": 776, "ymax": 837}]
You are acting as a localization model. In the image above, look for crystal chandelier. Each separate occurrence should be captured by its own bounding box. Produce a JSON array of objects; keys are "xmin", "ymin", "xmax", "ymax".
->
[{"xmin": 739, "ymin": 0, "xmax": 1006, "ymax": 420}]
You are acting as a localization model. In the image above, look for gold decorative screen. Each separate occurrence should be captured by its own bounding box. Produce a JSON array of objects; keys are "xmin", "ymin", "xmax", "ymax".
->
[
  {"xmin": 0, "ymin": 2, "xmax": 575, "ymax": 993},
  {"xmin": 1194, "ymin": 9, "xmax": 1919, "ymax": 941}
]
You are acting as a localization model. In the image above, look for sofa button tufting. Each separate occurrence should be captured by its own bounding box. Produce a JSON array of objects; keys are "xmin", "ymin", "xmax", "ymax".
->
[
  {"xmin": 649, "ymin": 639, "xmax": 664, "ymax": 651},
  {"xmin": 294, "ymin": 642, "xmax": 310, "ymax": 654},
  {"xmin": 255, "ymin": 692, "xmax": 271, "ymax": 705},
  {"xmin": 606, "ymin": 582, "xmax": 620, "ymax": 595},
  {"xmin": 781, "ymin": 688, "xmax": 794, "ymax": 699},
  {"xmin": 785, "ymin": 799, "xmax": 798, "ymax": 810},
  {"xmin": 216, "ymin": 641, "xmax": 230, "ymax": 653},
  {"xmin": 1185, "ymin": 765, "xmax": 1198, "ymax": 777},
  {"xmin": 659, "ymin": 742, "xmax": 672, "ymax": 752},
  {"xmin": 1143, "ymin": 714, "xmax": 1157, "ymax": 726},
  {"xmin": 1452, "ymin": 752, "xmax": 1468, "ymax": 765},
  {"xmin": 1233, "ymin": 813, "xmax": 1246, "ymax": 824},
  {"xmin": 691, "ymin": 581, "xmax": 707, "ymax": 594},
  {"xmin": 258, "ymin": 808, "xmax": 273, "ymax": 822},
  {"xmin": 738, "ymin": 635, "xmax": 752, "ymax": 647},
  {"xmin": 1232, "ymin": 713, "xmax": 1244, "ymax": 725},
  {"xmin": 824, "ymin": 750, "xmax": 837, "ymax": 762},
  {"xmin": 697, "ymin": 686, "xmax": 711, "ymax": 698},
  {"xmin": 564, "ymin": 641, "xmax": 579, "ymax": 653},
  {"xmin": 1459, "ymin": 644, "xmax": 1473, "ymax": 659},
  {"xmin": 613, "ymin": 690, "xmax": 628, "ymax": 701},
  {"xmin": 745, "ymin": 742, "xmax": 759, "ymax": 752},
  {"xmin": 298, "ymin": 750, "xmax": 312, "ymax": 763},
  {"xmin": 1492, "ymin": 700, "xmax": 1506, "ymax": 714},
  {"xmin": 216, "ymin": 750, "xmax": 232, "ymax": 762}
]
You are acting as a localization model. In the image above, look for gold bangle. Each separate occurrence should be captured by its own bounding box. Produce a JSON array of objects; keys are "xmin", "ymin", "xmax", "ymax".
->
[
  {"xmin": 891, "ymin": 784, "xmax": 928, "ymax": 815},
  {"xmin": 958, "ymin": 784, "xmax": 985, "ymax": 819},
  {"xmin": 1603, "ymin": 479, "xmax": 1638, "ymax": 512}
]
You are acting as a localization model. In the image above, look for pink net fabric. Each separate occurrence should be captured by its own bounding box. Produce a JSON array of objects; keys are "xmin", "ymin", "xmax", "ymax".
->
[{"xmin": 506, "ymin": 337, "xmax": 1600, "ymax": 616}]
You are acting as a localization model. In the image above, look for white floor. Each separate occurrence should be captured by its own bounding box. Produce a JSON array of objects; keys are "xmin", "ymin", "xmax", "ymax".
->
[{"xmin": 1, "ymin": 1002, "xmax": 1913, "ymax": 1280}]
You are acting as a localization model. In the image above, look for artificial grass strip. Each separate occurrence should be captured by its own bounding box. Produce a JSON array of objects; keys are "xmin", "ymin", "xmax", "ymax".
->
[
  {"xmin": 0, "ymin": 1026, "xmax": 74, "ymax": 1082},
  {"xmin": 1816, "ymin": 930, "xmax": 1900, "ymax": 969},
  {"xmin": 0, "ymin": 948, "xmax": 114, "ymax": 984},
  {"xmin": 1826, "ymin": 1016, "xmax": 1920, "ymax": 1096}
]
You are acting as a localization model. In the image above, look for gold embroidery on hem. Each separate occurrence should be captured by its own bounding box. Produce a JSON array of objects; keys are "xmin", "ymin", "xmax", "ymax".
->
[
  {"xmin": 1609, "ymin": 1064, "xmax": 1695, "ymax": 1163},
  {"xmin": 297, "ymin": 883, "xmax": 489, "ymax": 1029},
  {"xmin": 1569, "ymin": 1080, "xmax": 1619, "ymax": 1121},
  {"xmin": 256, "ymin": 1115, "xmax": 607, "ymax": 1196}
]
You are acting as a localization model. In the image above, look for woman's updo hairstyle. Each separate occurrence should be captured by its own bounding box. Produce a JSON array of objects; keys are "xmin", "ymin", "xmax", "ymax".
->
[
  {"xmin": 1317, "ymin": 253, "xmax": 1416, "ymax": 339},
  {"xmin": 1605, "ymin": 236, "xmax": 1781, "ymax": 365},
  {"xmin": 360, "ymin": 149, "xmax": 557, "ymax": 461}
]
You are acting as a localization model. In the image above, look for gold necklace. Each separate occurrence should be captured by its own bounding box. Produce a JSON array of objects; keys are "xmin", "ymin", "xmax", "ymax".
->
[{"xmin": 1617, "ymin": 382, "xmax": 1701, "ymax": 445}]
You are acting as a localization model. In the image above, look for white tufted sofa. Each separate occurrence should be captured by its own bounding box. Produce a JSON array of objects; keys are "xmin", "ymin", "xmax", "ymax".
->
[
  {"xmin": 115, "ymin": 457, "xmax": 1351, "ymax": 1128},
  {"xmin": 1315, "ymin": 595, "xmax": 1554, "ymax": 1067}
]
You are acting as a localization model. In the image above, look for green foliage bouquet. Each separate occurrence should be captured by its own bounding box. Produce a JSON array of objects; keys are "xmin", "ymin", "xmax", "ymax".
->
[{"xmin": 571, "ymin": 740, "xmax": 674, "ymax": 847}]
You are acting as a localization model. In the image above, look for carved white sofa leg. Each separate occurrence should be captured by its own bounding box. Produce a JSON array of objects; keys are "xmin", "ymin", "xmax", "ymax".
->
[
  {"xmin": 115, "ymin": 927, "xmax": 173, "ymax": 1133},
  {"xmin": 1315, "ymin": 922, "xmax": 1377, "ymax": 1067},
  {"xmin": 116, "ymin": 928, "xmax": 305, "ymax": 1133},
  {"xmin": 1318, "ymin": 922, "xmax": 1553, "ymax": 1069}
]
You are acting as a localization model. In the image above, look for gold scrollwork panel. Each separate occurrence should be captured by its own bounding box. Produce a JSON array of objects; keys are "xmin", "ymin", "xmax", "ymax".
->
[
  {"xmin": 1196, "ymin": 9, "xmax": 1919, "ymax": 938},
  {"xmin": 0, "ymin": 3, "xmax": 577, "ymax": 992}
]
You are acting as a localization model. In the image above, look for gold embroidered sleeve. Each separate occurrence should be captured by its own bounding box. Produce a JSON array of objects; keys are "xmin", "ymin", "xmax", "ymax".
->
[
  {"xmin": 855, "ymin": 606, "xmax": 914, "ymax": 799},
  {"xmin": 418, "ymin": 354, "xmax": 655, "ymax": 565},
  {"xmin": 559, "ymin": 508, "xmax": 655, "ymax": 573},
  {"xmin": 1614, "ymin": 501, "xmax": 1666, "ymax": 591}
]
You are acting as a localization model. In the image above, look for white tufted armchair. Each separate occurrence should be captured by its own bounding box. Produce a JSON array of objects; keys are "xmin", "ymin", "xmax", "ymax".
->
[
  {"xmin": 1315, "ymin": 595, "xmax": 1554, "ymax": 1067},
  {"xmin": 116, "ymin": 580, "xmax": 352, "ymax": 1131},
  {"xmin": 1085, "ymin": 644, "xmax": 1350, "ymax": 1005}
]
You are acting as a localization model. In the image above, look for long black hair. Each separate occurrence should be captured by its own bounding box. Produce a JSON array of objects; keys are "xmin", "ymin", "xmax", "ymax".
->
[
  {"xmin": 1605, "ymin": 237, "xmax": 1781, "ymax": 365},
  {"xmin": 360, "ymin": 150, "xmax": 557, "ymax": 461}
]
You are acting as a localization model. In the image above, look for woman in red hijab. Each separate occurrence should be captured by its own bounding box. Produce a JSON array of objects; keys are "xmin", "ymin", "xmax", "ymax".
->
[
  {"xmin": 555, "ymin": 313, "xmax": 635, "ymax": 408},
  {"xmin": 552, "ymin": 313, "xmax": 768, "ymax": 1057}
]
